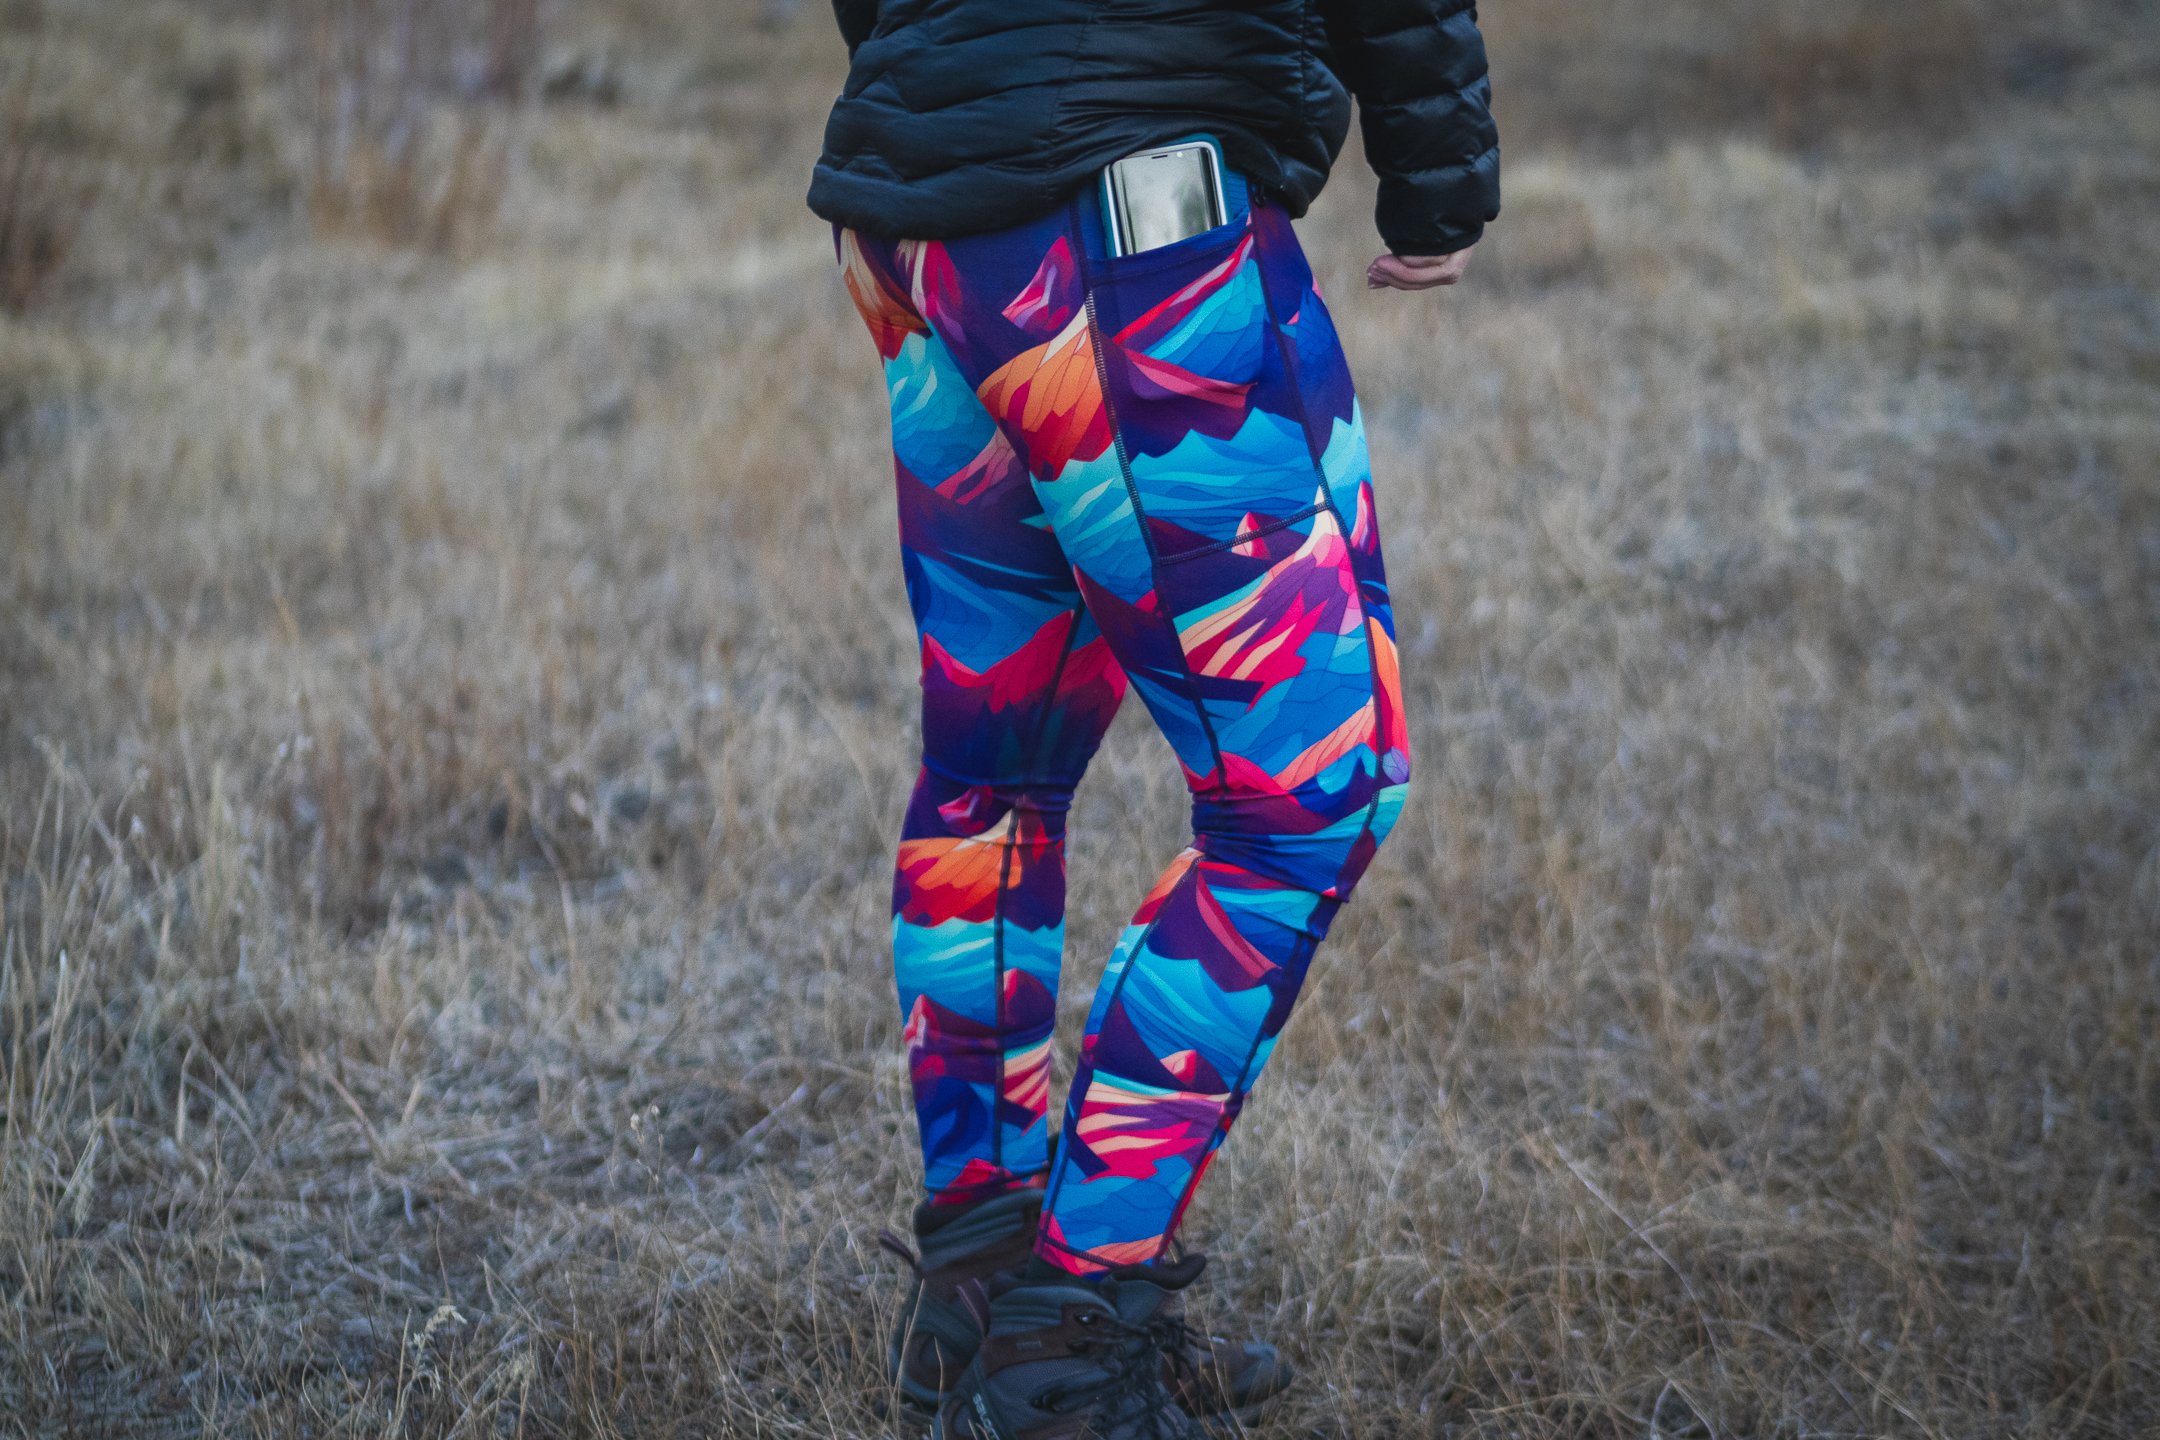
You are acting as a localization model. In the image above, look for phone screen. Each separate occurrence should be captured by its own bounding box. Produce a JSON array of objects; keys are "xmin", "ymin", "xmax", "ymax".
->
[{"xmin": 1107, "ymin": 144, "xmax": 1224, "ymax": 257}]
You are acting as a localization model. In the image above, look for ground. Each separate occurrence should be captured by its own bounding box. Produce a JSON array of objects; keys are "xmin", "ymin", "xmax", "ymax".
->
[{"xmin": 1, "ymin": 0, "xmax": 2157, "ymax": 1434}]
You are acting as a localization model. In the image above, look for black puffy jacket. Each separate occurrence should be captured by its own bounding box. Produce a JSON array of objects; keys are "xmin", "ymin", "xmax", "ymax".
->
[{"xmin": 808, "ymin": 0, "xmax": 1498, "ymax": 256}]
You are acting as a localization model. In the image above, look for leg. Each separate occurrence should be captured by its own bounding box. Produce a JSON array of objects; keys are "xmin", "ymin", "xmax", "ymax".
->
[
  {"xmin": 1019, "ymin": 203, "xmax": 1410, "ymax": 1272},
  {"xmin": 849, "ymin": 205, "xmax": 1329, "ymax": 1430},
  {"xmin": 843, "ymin": 229, "xmax": 1128, "ymax": 1206},
  {"xmin": 852, "ymin": 202, "xmax": 1408, "ymax": 1272}
]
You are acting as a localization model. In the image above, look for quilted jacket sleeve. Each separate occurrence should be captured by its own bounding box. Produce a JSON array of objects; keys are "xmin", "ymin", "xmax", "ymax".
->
[
  {"xmin": 831, "ymin": 0, "xmax": 878, "ymax": 57},
  {"xmin": 1318, "ymin": 0, "xmax": 1499, "ymax": 255}
]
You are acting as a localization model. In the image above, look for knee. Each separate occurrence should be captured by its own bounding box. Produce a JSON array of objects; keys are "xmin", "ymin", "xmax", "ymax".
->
[
  {"xmin": 901, "ymin": 767, "xmax": 1077, "ymax": 843},
  {"xmin": 1188, "ymin": 769, "xmax": 1408, "ymax": 901}
]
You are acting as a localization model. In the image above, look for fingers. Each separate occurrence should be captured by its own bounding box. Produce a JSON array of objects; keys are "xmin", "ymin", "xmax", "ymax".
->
[
  {"xmin": 1366, "ymin": 268, "xmax": 1452, "ymax": 291},
  {"xmin": 1364, "ymin": 245, "xmax": 1476, "ymax": 291},
  {"xmin": 1365, "ymin": 256, "xmax": 1461, "ymax": 290}
]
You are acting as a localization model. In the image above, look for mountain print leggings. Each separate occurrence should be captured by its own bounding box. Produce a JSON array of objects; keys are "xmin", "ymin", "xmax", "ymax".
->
[{"xmin": 841, "ymin": 187, "xmax": 1408, "ymax": 1275}]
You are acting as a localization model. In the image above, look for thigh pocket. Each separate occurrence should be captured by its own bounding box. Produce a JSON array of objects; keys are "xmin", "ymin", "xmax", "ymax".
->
[{"xmin": 1091, "ymin": 219, "xmax": 1325, "ymax": 560}]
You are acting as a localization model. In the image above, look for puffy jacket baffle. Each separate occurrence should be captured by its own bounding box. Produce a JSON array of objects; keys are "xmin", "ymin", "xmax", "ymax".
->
[{"xmin": 808, "ymin": 0, "xmax": 1499, "ymax": 257}]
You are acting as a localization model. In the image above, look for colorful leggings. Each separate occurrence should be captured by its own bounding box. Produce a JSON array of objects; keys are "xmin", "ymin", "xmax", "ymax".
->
[{"xmin": 842, "ymin": 189, "xmax": 1409, "ymax": 1275}]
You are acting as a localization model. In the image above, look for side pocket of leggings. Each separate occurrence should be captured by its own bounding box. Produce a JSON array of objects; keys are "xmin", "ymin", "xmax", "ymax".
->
[{"xmin": 1086, "ymin": 214, "xmax": 1327, "ymax": 562}]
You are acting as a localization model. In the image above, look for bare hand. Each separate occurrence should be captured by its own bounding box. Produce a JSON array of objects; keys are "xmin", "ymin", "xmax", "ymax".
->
[{"xmin": 1366, "ymin": 244, "xmax": 1476, "ymax": 291}]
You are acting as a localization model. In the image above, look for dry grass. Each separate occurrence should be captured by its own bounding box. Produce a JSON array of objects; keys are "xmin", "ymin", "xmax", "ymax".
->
[
  {"xmin": 0, "ymin": 12, "xmax": 99, "ymax": 313},
  {"xmin": 3, "ymin": 0, "xmax": 2158, "ymax": 1434},
  {"xmin": 1485, "ymin": 0, "xmax": 2094, "ymax": 152},
  {"xmin": 295, "ymin": 0, "xmax": 537, "ymax": 255}
]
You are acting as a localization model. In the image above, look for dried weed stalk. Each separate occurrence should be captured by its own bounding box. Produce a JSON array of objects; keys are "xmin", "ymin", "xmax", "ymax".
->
[
  {"xmin": 296, "ymin": 0, "xmax": 536, "ymax": 255},
  {"xmin": 0, "ymin": 43, "xmax": 95, "ymax": 310},
  {"xmin": 1489, "ymin": 0, "xmax": 2030, "ymax": 151}
]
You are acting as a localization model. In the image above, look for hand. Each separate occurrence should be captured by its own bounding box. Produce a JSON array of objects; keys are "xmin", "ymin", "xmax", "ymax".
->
[{"xmin": 1366, "ymin": 244, "xmax": 1476, "ymax": 291}]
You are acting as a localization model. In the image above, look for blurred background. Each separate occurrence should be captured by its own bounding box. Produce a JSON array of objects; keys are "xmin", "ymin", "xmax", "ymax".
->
[{"xmin": 2, "ymin": 0, "xmax": 2156, "ymax": 1434}]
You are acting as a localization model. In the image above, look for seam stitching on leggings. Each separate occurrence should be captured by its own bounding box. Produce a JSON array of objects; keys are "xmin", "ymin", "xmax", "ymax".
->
[
  {"xmin": 1250, "ymin": 216, "xmax": 1366, "ymax": 571},
  {"xmin": 1071, "ymin": 190, "xmax": 1234, "ymax": 796},
  {"xmin": 1038, "ymin": 850, "xmax": 1197, "ymax": 1224},
  {"xmin": 992, "ymin": 599, "xmax": 1086, "ymax": 1183},
  {"xmin": 1155, "ymin": 502, "xmax": 1328, "ymax": 566},
  {"xmin": 989, "ymin": 809, "xmax": 1016, "ymax": 1177},
  {"xmin": 1151, "ymin": 922, "xmax": 1317, "ymax": 1261},
  {"xmin": 1019, "ymin": 600, "xmax": 1087, "ymax": 786},
  {"xmin": 1254, "ymin": 216, "xmax": 1397, "ymax": 889},
  {"xmin": 1342, "ymin": 793, "xmax": 1384, "ymax": 900}
]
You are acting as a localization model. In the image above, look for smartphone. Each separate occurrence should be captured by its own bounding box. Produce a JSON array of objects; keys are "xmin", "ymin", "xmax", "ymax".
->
[{"xmin": 1100, "ymin": 137, "xmax": 1229, "ymax": 259}]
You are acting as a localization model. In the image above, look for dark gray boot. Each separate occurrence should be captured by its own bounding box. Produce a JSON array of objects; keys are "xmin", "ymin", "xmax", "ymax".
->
[
  {"xmin": 1158, "ymin": 1267, "xmax": 1295, "ymax": 1426},
  {"xmin": 880, "ymin": 1188, "xmax": 1045, "ymax": 1418},
  {"xmin": 935, "ymin": 1256, "xmax": 1206, "ymax": 1440}
]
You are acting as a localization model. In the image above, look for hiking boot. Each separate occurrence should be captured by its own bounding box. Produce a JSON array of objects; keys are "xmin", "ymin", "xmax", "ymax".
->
[
  {"xmin": 878, "ymin": 1191, "xmax": 1292, "ymax": 1426},
  {"xmin": 935, "ymin": 1256, "xmax": 1206, "ymax": 1439},
  {"xmin": 880, "ymin": 1188, "xmax": 1046, "ymax": 1418},
  {"xmin": 1157, "ymin": 1274, "xmax": 1295, "ymax": 1427}
]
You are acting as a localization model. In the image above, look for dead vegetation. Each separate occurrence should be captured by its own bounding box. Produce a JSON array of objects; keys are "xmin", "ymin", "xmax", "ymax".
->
[
  {"xmin": 1, "ymin": 0, "xmax": 2156, "ymax": 1434},
  {"xmin": 1486, "ymin": 0, "xmax": 2095, "ymax": 152},
  {"xmin": 0, "ymin": 26, "xmax": 97, "ymax": 312},
  {"xmin": 295, "ymin": 0, "xmax": 539, "ymax": 253}
]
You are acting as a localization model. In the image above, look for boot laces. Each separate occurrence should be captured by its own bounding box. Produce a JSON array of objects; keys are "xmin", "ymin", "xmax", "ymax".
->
[
  {"xmin": 1046, "ymin": 1307, "xmax": 1192, "ymax": 1438},
  {"xmin": 875, "ymin": 1230, "xmax": 922, "ymax": 1273}
]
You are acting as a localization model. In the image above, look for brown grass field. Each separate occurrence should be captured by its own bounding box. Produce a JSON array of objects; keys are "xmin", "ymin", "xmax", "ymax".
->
[{"xmin": 3, "ymin": 0, "xmax": 2157, "ymax": 1434}]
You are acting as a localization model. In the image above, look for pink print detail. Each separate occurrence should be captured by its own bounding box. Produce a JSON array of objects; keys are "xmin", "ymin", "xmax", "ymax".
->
[
  {"xmin": 923, "ymin": 608, "xmax": 1084, "ymax": 714},
  {"xmin": 907, "ymin": 241, "xmax": 966, "ymax": 335},
  {"xmin": 1112, "ymin": 232, "xmax": 1255, "ymax": 350},
  {"xmin": 1123, "ymin": 350, "xmax": 1253, "ymax": 409},
  {"xmin": 1002, "ymin": 236, "xmax": 1082, "ymax": 337},
  {"xmin": 1003, "ymin": 1034, "xmax": 1054, "ymax": 1119},
  {"xmin": 1269, "ymin": 700, "xmax": 1379, "ymax": 793},
  {"xmin": 935, "ymin": 428, "xmax": 1026, "ymax": 505},
  {"xmin": 936, "ymin": 1157, "xmax": 1035, "ymax": 1204},
  {"xmin": 1180, "ymin": 510, "xmax": 1350, "ymax": 687},
  {"xmin": 936, "ymin": 784, "xmax": 1009, "ymax": 836},
  {"xmin": 1161, "ymin": 1050, "xmax": 1206, "ymax": 1085},
  {"xmin": 1037, "ymin": 1214, "xmax": 1162, "ymax": 1272},
  {"xmin": 1350, "ymin": 477, "xmax": 1377, "ymax": 551},
  {"xmin": 1189, "ymin": 877, "xmax": 1278, "ymax": 989},
  {"xmin": 1073, "ymin": 1081, "xmax": 1225, "ymax": 1183}
]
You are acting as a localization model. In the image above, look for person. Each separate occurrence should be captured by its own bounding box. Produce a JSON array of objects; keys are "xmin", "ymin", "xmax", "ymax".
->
[{"xmin": 809, "ymin": 2, "xmax": 1497, "ymax": 1434}]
